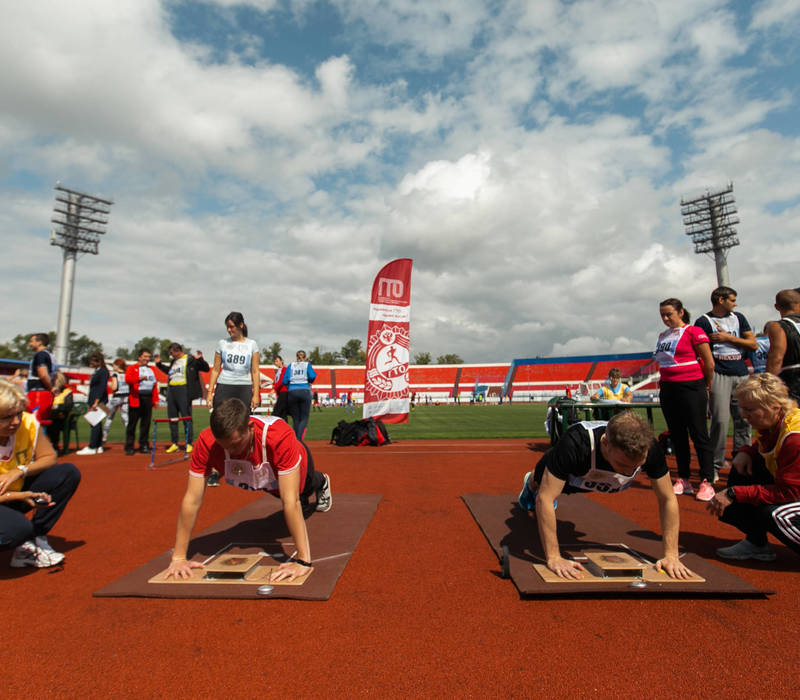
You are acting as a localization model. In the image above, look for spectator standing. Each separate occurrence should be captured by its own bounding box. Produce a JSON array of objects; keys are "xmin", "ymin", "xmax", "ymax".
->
[
  {"xmin": 155, "ymin": 344, "xmax": 210, "ymax": 454},
  {"xmin": 77, "ymin": 352, "xmax": 109, "ymax": 455},
  {"xmin": 766, "ymin": 289, "xmax": 800, "ymax": 402},
  {"xmin": 206, "ymin": 312, "xmax": 260, "ymax": 411},
  {"xmin": 695, "ymin": 286, "xmax": 757, "ymax": 480},
  {"xmin": 124, "ymin": 349, "xmax": 159, "ymax": 455},
  {"xmin": 205, "ymin": 312, "xmax": 260, "ymax": 486},
  {"xmin": 271, "ymin": 355, "xmax": 289, "ymax": 420},
  {"xmin": 102, "ymin": 358, "xmax": 130, "ymax": 444},
  {"xmin": 655, "ymin": 298, "xmax": 716, "ymax": 500},
  {"xmin": 25, "ymin": 333, "xmax": 56, "ymax": 422},
  {"xmin": 283, "ymin": 350, "xmax": 316, "ymax": 440}
]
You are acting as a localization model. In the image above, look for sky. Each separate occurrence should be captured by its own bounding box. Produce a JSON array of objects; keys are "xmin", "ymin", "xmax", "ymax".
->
[{"xmin": 1, "ymin": 0, "xmax": 799, "ymax": 363}]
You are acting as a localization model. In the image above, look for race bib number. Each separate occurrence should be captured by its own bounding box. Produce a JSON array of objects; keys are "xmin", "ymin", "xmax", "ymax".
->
[{"xmin": 223, "ymin": 458, "xmax": 278, "ymax": 491}]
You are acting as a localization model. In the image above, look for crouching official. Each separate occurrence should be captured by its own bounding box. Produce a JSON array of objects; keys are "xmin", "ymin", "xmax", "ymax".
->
[
  {"xmin": 518, "ymin": 410, "xmax": 692, "ymax": 580},
  {"xmin": 165, "ymin": 398, "xmax": 331, "ymax": 582}
]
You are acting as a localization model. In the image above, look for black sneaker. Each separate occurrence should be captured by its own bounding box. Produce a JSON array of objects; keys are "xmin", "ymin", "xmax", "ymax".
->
[
  {"xmin": 138, "ymin": 445, "xmax": 150, "ymax": 454},
  {"xmin": 316, "ymin": 474, "xmax": 332, "ymax": 512},
  {"xmin": 125, "ymin": 448, "xmax": 135, "ymax": 456},
  {"xmin": 207, "ymin": 471, "xmax": 221, "ymax": 487}
]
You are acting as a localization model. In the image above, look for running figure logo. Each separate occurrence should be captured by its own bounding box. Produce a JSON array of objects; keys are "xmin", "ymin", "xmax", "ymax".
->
[{"xmin": 366, "ymin": 325, "xmax": 410, "ymax": 398}]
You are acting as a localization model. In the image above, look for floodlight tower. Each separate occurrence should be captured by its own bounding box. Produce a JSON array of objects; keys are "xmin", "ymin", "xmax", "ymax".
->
[
  {"xmin": 50, "ymin": 184, "xmax": 114, "ymax": 366},
  {"xmin": 680, "ymin": 183, "xmax": 740, "ymax": 287}
]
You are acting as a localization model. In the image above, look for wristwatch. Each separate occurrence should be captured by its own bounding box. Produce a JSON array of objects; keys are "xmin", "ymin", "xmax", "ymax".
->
[
  {"xmin": 725, "ymin": 486, "xmax": 736, "ymax": 502},
  {"xmin": 17, "ymin": 464, "xmax": 29, "ymax": 477}
]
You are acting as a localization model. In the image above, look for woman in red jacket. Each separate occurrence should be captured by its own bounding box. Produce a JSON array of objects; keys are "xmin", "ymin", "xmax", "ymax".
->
[{"xmin": 707, "ymin": 373, "xmax": 800, "ymax": 561}]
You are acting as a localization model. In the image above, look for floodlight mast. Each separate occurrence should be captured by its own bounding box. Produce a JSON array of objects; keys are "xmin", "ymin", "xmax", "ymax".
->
[
  {"xmin": 680, "ymin": 183, "xmax": 740, "ymax": 287},
  {"xmin": 50, "ymin": 184, "xmax": 113, "ymax": 366}
]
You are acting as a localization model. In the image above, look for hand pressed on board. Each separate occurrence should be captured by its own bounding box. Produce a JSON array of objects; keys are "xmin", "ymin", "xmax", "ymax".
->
[
  {"xmin": 269, "ymin": 560, "xmax": 310, "ymax": 583},
  {"xmin": 165, "ymin": 558, "xmax": 205, "ymax": 580},
  {"xmin": 547, "ymin": 556, "xmax": 586, "ymax": 580}
]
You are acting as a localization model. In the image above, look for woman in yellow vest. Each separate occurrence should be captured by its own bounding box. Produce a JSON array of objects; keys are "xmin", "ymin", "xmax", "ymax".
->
[
  {"xmin": 591, "ymin": 368, "xmax": 633, "ymax": 402},
  {"xmin": 0, "ymin": 378, "xmax": 81, "ymax": 568},
  {"xmin": 706, "ymin": 373, "xmax": 800, "ymax": 561}
]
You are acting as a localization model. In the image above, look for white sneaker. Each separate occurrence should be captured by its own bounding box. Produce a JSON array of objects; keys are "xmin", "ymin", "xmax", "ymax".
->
[
  {"xmin": 10, "ymin": 539, "xmax": 65, "ymax": 568},
  {"xmin": 76, "ymin": 446, "xmax": 103, "ymax": 455},
  {"xmin": 316, "ymin": 474, "xmax": 332, "ymax": 512}
]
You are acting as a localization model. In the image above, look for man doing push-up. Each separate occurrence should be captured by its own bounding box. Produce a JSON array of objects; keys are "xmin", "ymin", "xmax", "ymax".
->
[{"xmin": 518, "ymin": 410, "xmax": 692, "ymax": 580}]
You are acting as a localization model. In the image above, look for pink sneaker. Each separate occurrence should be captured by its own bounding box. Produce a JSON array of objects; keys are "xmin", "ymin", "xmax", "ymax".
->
[
  {"xmin": 672, "ymin": 478, "xmax": 693, "ymax": 495},
  {"xmin": 696, "ymin": 479, "xmax": 715, "ymax": 501}
]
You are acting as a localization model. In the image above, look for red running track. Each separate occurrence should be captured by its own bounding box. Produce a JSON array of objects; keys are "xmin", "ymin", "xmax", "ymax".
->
[{"xmin": 4, "ymin": 439, "xmax": 798, "ymax": 698}]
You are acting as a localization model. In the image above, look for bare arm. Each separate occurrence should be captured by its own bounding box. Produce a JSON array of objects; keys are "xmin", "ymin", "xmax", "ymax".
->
[
  {"xmin": 205, "ymin": 352, "xmax": 223, "ymax": 408},
  {"xmin": 708, "ymin": 329, "xmax": 757, "ymax": 351},
  {"xmin": 165, "ymin": 474, "xmax": 206, "ymax": 579},
  {"xmin": 766, "ymin": 321, "xmax": 786, "ymax": 375},
  {"xmin": 250, "ymin": 351, "xmax": 261, "ymax": 409},
  {"xmin": 535, "ymin": 470, "xmax": 585, "ymax": 579},
  {"xmin": 695, "ymin": 342, "xmax": 715, "ymax": 388},
  {"xmin": 270, "ymin": 467, "xmax": 312, "ymax": 582},
  {"xmin": 650, "ymin": 473, "xmax": 692, "ymax": 578},
  {"xmin": 36, "ymin": 364, "xmax": 53, "ymax": 392}
]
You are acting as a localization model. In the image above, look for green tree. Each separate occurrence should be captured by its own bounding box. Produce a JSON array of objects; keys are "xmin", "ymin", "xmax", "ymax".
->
[
  {"xmin": 437, "ymin": 353, "xmax": 463, "ymax": 364},
  {"xmin": 261, "ymin": 342, "xmax": 282, "ymax": 364},
  {"xmin": 341, "ymin": 338, "xmax": 366, "ymax": 365},
  {"xmin": 308, "ymin": 346, "xmax": 342, "ymax": 365},
  {"xmin": 67, "ymin": 333, "xmax": 104, "ymax": 365},
  {"xmin": 413, "ymin": 352, "xmax": 431, "ymax": 365}
]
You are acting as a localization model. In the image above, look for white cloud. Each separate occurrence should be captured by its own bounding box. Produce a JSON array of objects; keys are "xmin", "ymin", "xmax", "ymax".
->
[{"xmin": 0, "ymin": 1, "xmax": 798, "ymax": 364}]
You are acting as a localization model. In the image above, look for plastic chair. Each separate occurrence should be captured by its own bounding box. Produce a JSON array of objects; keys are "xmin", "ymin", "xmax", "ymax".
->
[{"xmin": 62, "ymin": 403, "xmax": 87, "ymax": 454}]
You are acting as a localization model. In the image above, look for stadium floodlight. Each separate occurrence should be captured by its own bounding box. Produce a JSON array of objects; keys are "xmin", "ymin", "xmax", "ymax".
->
[
  {"xmin": 680, "ymin": 183, "xmax": 740, "ymax": 287},
  {"xmin": 50, "ymin": 183, "xmax": 114, "ymax": 366}
]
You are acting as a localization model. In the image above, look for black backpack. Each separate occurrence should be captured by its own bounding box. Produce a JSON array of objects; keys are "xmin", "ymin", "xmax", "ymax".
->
[{"xmin": 330, "ymin": 418, "xmax": 391, "ymax": 447}]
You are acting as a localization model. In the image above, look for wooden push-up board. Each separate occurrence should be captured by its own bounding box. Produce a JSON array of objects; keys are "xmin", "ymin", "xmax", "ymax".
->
[
  {"xmin": 532, "ymin": 546, "xmax": 706, "ymax": 584},
  {"xmin": 147, "ymin": 547, "xmax": 313, "ymax": 586}
]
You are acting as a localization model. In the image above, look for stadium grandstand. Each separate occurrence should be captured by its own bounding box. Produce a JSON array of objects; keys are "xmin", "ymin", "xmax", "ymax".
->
[{"xmin": 2, "ymin": 351, "xmax": 662, "ymax": 406}]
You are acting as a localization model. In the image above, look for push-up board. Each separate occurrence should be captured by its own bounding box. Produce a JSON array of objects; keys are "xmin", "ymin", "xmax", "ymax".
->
[
  {"xmin": 94, "ymin": 493, "xmax": 380, "ymax": 600},
  {"xmin": 462, "ymin": 493, "xmax": 766, "ymax": 597},
  {"xmin": 147, "ymin": 546, "xmax": 313, "ymax": 586}
]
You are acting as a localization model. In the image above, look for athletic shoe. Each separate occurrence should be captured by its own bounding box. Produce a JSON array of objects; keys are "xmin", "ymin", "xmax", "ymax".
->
[
  {"xmin": 165, "ymin": 443, "xmax": 179, "ymax": 454},
  {"xmin": 316, "ymin": 474, "xmax": 332, "ymax": 512},
  {"xmin": 138, "ymin": 445, "xmax": 150, "ymax": 454},
  {"xmin": 125, "ymin": 448, "xmax": 135, "ymax": 456},
  {"xmin": 207, "ymin": 471, "xmax": 221, "ymax": 487},
  {"xmin": 186, "ymin": 444, "xmax": 193, "ymax": 454},
  {"xmin": 76, "ymin": 446, "xmax": 103, "ymax": 455},
  {"xmin": 713, "ymin": 469, "xmax": 720, "ymax": 484},
  {"xmin": 695, "ymin": 479, "xmax": 715, "ymax": 502},
  {"xmin": 518, "ymin": 471, "xmax": 536, "ymax": 512},
  {"xmin": 10, "ymin": 539, "xmax": 65, "ymax": 568},
  {"xmin": 717, "ymin": 539, "xmax": 776, "ymax": 562},
  {"xmin": 672, "ymin": 478, "xmax": 693, "ymax": 495}
]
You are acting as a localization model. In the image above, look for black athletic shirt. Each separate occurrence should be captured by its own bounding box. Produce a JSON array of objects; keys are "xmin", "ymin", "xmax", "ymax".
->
[{"xmin": 534, "ymin": 422, "xmax": 667, "ymax": 495}]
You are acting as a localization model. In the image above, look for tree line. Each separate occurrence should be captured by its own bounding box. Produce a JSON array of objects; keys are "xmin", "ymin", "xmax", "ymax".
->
[{"xmin": 2, "ymin": 333, "xmax": 463, "ymax": 366}]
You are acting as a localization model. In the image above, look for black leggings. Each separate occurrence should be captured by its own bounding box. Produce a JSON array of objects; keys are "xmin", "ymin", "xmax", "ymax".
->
[
  {"xmin": 720, "ymin": 457, "xmax": 800, "ymax": 554},
  {"xmin": 167, "ymin": 385, "xmax": 193, "ymax": 444},
  {"xmin": 0, "ymin": 463, "xmax": 81, "ymax": 550},
  {"xmin": 659, "ymin": 379, "xmax": 714, "ymax": 482}
]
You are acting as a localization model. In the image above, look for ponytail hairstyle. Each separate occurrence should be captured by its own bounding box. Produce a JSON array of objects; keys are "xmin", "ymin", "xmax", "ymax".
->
[
  {"xmin": 225, "ymin": 311, "xmax": 248, "ymax": 337},
  {"xmin": 660, "ymin": 298, "xmax": 690, "ymax": 324}
]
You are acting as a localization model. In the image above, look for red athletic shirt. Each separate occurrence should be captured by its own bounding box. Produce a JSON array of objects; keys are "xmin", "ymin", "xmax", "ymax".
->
[
  {"xmin": 655, "ymin": 325, "xmax": 710, "ymax": 383},
  {"xmin": 189, "ymin": 416, "xmax": 306, "ymax": 494}
]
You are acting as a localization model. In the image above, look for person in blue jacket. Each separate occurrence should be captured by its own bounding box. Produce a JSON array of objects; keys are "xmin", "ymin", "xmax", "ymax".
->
[{"xmin": 283, "ymin": 350, "xmax": 316, "ymax": 439}]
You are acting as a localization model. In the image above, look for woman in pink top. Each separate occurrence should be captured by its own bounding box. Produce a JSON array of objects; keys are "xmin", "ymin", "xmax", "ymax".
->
[{"xmin": 655, "ymin": 298, "xmax": 716, "ymax": 500}]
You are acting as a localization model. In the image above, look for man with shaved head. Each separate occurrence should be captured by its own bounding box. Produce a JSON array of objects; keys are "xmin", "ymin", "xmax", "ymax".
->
[{"xmin": 767, "ymin": 289, "xmax": 800, "ymax": 401}]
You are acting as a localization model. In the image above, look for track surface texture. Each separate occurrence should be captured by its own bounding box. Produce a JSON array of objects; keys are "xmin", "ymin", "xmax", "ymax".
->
[{"xmin": 4, "ymin": 438, "xmax": 799, "ymax": 698}]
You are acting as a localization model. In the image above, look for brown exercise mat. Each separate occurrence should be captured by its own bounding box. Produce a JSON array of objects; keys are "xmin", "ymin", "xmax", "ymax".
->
[
  {"xmin": 94, "ymin": 493, "xmax": 381, "ymax": 600},
  {"xmin": 462, "ymin": 493, "xmax": 768, "ymax": 597}
]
